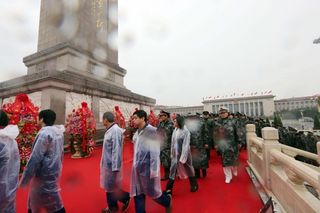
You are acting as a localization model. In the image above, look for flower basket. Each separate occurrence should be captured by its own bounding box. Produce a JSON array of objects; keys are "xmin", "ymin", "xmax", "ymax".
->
[
  {"xmin": 65, "ymin": 102, "xmax": 96, "ymax": 158},
  {"xmin": 148, "ymin": 110, "xmax": 159, "ymax": 127},
  {"xmin": 2, "ymin": 93, "xmax": 40, "ymax": 172}
]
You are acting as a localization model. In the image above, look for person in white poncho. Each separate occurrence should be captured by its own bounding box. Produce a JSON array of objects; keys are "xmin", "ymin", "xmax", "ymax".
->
[
  {"xmin": 0, "ymin": 110, "xmax": 20, "ymax": 213},
  {"xmin": 165, "ymin": 115, "xmax": 199, "ymax": 195},
  {"xmin": 20, "ymin": 109, "xmax": 66, "ymax": 213},
  {"xmin": 100, "ymin": 112, "xmax": 130, "ymax": 213},
  {"xmin": 130, "ymin": 110, "xmax": 172, "ymax": 213}
]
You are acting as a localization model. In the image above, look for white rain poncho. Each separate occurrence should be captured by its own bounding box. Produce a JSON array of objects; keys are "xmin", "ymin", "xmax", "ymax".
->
[
  {"xmin": 100, "ymin": 123, "xmax": 124, "ymax": 192},
  {"xmin": 169, "ymin": 126, "xmax": 195, "ymax": 179},
  {"xmin": 0, "ymin": 125, "xmax": 20, "ymax": 213},
  {"xmin": 130, "ymin": 124, "xmax": 162, "ymax": 199},
  {"xmin": 19, "ymin": 125, "xmax": 65, "ymax": 212}
]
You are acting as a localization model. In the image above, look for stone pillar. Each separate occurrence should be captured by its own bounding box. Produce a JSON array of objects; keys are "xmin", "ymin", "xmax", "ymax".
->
[
  {"xmin": 92, "ymin": 96, "xmax": 100, "ymax": 122},
  {"xmin": 261, "ymin": 127, "xmax": 281, "ymax": 190},
  {"xmin": 246, "ymin": 124, "xmax": 257, "ymax": 164},
  {"xmin": 41, "ymin": 88, "xmax": 66, "ymax": 125},
  {"xmin": 317, "ymin": 141, "xmax": 320, "ymax": 165}
]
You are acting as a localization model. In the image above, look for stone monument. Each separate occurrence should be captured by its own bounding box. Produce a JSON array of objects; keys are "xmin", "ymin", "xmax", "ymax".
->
[{"xmin": 0, "ymin": 0, "xmax": 155, "ymax": 125}]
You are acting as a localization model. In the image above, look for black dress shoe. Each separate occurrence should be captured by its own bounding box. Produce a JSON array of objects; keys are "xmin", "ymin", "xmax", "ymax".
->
[
  {"xmin": 189, "ymin": 177, "xmax": 199, "ymax": 192},
  {"xmin": 166, "ymin": 194, "xmax": 172, "ymax": 213},
  {"xmin": 121, "ymin": 198, "xmax": 130, "ymax": 212},
  {"xmin": 190, "ymin": 185, "xmax": 199, "ymax": 192}
]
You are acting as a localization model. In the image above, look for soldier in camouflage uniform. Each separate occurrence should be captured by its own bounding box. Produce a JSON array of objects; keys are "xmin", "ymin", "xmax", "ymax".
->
[
  {"xmin": 186, "ymin": 114, "xmax": 209, "ymax": 178},
  {"xmin": 157, "ymin": 110, "xmax": 174, "ymax": 181},
  {"xmin": 277, "ymin": 126, "xmax": 289, "ymax": 145},
  {"xmin": 255, "ymin": 119, "xmax": 263, "ymax": 137},
  {"xmin": 235, "ymin": 113, "xmax": 248, "ymax": 149},
  {"xmin": 201, "ymin": 111, "xmax": 213, "ymax": 160},
  {"xmin": 213, "ymin": 107, "xmax": 241, "ymax": 184},
  {"xmin": 306, "ymin": 132, "xmax": 319, "ymax": 154}
]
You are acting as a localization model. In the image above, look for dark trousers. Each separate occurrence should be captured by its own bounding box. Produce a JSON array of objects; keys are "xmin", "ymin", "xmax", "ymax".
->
[
  {"xmin": 206, "ymin": 148, "xmax": 211, "ymax": 160},
  {"xmin": 28, "ymin": 207, "xmax": 66, "ymax": 213},
  {"xmin": 134, "ymin": 193, "xmax": 170, "ymax": 213},
  {"xmin": 107, "ymin": 190, "xmax": 130, "ymax": 211}
]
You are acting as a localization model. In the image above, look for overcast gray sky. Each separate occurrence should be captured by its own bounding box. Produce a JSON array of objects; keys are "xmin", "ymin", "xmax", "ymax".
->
[{"xmin": 0, "ymin": 0, "xmax": 319, "ymax": 106}]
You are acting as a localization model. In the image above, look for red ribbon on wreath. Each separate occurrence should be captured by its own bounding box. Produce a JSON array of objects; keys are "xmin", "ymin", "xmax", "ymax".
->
[
  {"xmin": 115, "ymin": 106, "xmax": 126, "ymax": 129},
  {"xmin": 3, "ymin": 93, "xmax": 39, "ymax": 125},
  {"xmin": 81, "ymin": 102, "xmax": 88, "ymax": 152},
  {"xmin": 2, "ymin": 93, "xmax": 40, "ymax": 172},
  {"xmin": 65, "ymin": 102, "xmax": 96, "ymax": 156},
  {"xmin": 148, "ymin": 110, "xmax": 159, "ymax": 127}
]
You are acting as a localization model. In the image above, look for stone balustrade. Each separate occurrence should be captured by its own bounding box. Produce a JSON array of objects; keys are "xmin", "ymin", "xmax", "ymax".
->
[{"xmin": 246, "ymin": 124, "xmax": 320, "ymax": 213}]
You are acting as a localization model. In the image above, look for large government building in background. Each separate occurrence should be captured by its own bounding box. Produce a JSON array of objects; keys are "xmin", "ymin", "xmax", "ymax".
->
[
  {"xmin": 203, "ymin": 94, "xmax": 275, "ymax": 117},
  {"xmin": 156, "ymin": 93, "xmax": 319, "ymax": 118},
  {"xmin": 274, "ymin": 95, "xmax": 318, "ymax": 111}
]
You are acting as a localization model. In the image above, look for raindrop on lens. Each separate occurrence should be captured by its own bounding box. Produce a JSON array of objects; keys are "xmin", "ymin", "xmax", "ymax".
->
[
  {"xmin": 107, "ymin": 30, "xmax": 118, "ymax": 50},
  {"xmin": 59, "ymin": 12, "xmax": 79, "ymax": 39},
  {"xmin": 93, "ymin": 47, "xmax": 107, "ymax": 61},
  {"xmin": 63, "ymin": 0, "xmax": 80, "ymax": 11},
  {"xmin": 108, "ymin": 4, "xmax": 118, "ymax": 24},
  {"xmin": 97, "ymin": 30, "xmax": 108, "ymax": 45}
]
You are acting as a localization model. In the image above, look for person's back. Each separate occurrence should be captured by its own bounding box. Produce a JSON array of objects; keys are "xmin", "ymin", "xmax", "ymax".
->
[
  {"xmin": 101, "ymin": 123, "xmax": 124, "ymax": 175},
  {"xmin": 100, "ymin": 111, "xmax": 130, "ymax": 213},
  {"xmin": 31, "ymin": 126, "xmax": 64, "ymax": 192},
  {"xmin": 0, "ymin": 124, "xmax": 20, "ymax": 212},
  {"xmin": 20, "ymin": 109, "xmax": 66, "ymax": 213}
]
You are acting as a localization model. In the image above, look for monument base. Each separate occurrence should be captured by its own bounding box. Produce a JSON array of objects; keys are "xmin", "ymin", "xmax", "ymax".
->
[{"xmin": 0, "ymin": 69, "xmax": 156, "ymax": 127}]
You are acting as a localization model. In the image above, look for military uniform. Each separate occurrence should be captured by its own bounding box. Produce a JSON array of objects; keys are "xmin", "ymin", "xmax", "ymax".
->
[
  {"xmin": 213, "ymin": 118, "xmax": 241, "ymax": 167},
  {"xmin": 157, "ymin": 119, "xmax": 174, "ymax": 180},
  {"xmin": 202, "ymin": 117, "xmax": 214, "ymax": 160},
  {"xmin": 213, "ymin": 107, "xmax": 241, "ymax": 183},
  {"xmin": 187, "ymin": 118, "xmax": 209, "ymax": 178},
  {"xmin": 236, "ymin": 116, "xmax": 248, "ymax": 148}
]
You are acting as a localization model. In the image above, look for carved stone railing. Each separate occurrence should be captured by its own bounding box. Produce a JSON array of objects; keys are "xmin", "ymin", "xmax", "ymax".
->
[{"xmin": 246, "ymin": 124, "xmax": 320, "ymax": 213}]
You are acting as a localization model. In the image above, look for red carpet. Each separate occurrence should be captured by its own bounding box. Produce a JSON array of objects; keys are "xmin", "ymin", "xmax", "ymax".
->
[{"xmin": 16, "ymin": 142, "xmax": 262, "ymax": 212}]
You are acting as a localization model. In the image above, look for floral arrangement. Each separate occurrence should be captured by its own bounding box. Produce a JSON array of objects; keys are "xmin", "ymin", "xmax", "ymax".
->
[
  {"xmin": 171, "ymin": 113, "xmax": 177, "ymax": 121},
  {"xmin": 148, "ymin": 110, "xmax": 159, "ymax": 127},
  {"xmin": 126, "ymin": 108, "xmax": 138, "ymax": 140},
  {"xmin": 65, "ymin": 102, "xmax": 96, "ymax": 158},
  {"xmin": 2, "ymin": 93, "xmax": 40, "ymax": 172},
  {"xmin": 114, "ymin": 106, "xmax": 126, "ymax": 129}
]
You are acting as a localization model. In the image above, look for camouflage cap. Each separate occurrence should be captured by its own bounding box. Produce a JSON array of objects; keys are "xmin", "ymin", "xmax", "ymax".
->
[
  {"xmin": 160, "ymin": 110, "xmax": 170, "ymax": 117},
  {"xmin": 202, "ymin": 111, "xmax": 210, "ymax": 115},
  {"xmin": 219, "ymin": 106, "xmax": 229, "ymax": 112}
]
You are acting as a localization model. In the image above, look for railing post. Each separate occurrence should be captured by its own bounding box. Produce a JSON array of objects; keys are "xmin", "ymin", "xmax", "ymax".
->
[
  {"xmin": 262, "ymin": 127, "xmax": 281, "ymax": 190},
  {"xmin": 246, "ymin": 124, "xmax": 256, "ymax": 164}
]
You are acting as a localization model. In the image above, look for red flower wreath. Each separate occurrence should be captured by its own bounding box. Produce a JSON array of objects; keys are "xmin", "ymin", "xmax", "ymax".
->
[
  {"xmin": 65, "ymin": 102, "xmax": 96, "ymax": 158},
  {"xmin": 2, "ymin": 93, "xmax": 40, "ymax": 172}
]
